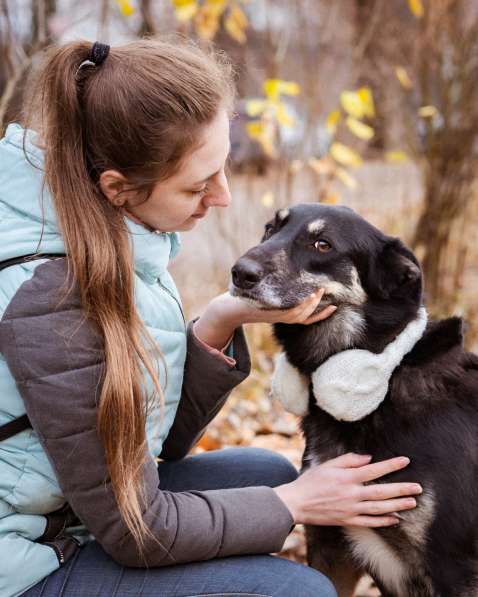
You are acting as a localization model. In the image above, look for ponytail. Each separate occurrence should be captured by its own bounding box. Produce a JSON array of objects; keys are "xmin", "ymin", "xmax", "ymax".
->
[{"xmin": 22, "ymin": 37, "xmax": 234, "ymax": 551}]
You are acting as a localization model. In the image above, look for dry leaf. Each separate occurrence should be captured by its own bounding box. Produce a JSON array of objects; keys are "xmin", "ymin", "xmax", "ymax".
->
[
  {"xmin": 326, "ymin": 110, "xmax": 341, "ymax": 134},
  {"xmin": 116, "ymin": 0, "xmax": 135, "ymax": 16},
  {"xmin": 340, "ymin": 90, "xmax": 365, "ymax": 119},
  {"xmin": 172, "ymin": 0, "xmax": 198, "ymax": 21},
  {"xmin": 408, "ymin": 0, "xmax": 424, "ymax": 18},
  {"xmin": 225, "ymin": 4, "xmax": 248, "ymax": 43},
  {"xmin": 395, "ymin": 66, "xmax": 413, "ymax": 89},
  {"xmin": 335, "ymin": 166, "xmax": 359, "ymax": 189},
  {"xmin": 385, "ymin": 150, "xmax": 409, "ymax": 163},
  {"xmin": 357, "ymin": 87, "xmax": 375, "ymax": 118},
  {"xmin": 330, "ymin": 142, "xmax": 363, "ymax": 167},
  {"xmin": 418, "ymin": 105, "xmax": 439, "ymax": 118},
  {"xmin": 346, "ymin": 116, "xmax": 374, "ymax": 140}
]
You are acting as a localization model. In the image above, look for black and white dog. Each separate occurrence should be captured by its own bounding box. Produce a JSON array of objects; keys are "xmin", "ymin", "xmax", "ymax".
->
[{"xmin": 230, "ymin": 203, "xmax": 478, "ymax": 597}]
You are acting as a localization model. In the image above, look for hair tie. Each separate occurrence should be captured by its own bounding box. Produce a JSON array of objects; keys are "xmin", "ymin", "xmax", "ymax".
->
[
  {"xmin": 89, "ymin": 41, "xmax": 110, "ymax": 65},
  {"xmin": 76, "ymin": 41, "xmax": 110, "ymax": 76}
]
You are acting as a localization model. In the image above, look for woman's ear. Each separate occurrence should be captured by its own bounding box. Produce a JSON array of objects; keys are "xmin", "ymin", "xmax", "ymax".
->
[{"xmin": 99, "ymin": 170, "xmax": 129, "ymax": 206}]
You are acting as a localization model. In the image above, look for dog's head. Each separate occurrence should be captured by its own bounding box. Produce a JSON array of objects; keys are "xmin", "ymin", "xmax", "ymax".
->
[{"xmin": 230, "ymin": 203, "xmax": 423, "ymax": 370}]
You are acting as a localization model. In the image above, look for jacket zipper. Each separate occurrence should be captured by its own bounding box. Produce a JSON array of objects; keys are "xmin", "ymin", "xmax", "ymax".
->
[
  {"xmin": 157, "ymin": 277, "xmax": 186, "ymax": 328},
  {"xmin": 43, "ymin": 536, "xmax": 81, "ymax": 566}
]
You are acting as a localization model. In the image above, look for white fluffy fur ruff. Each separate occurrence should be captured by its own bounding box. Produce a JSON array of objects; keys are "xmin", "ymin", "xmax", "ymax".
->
[{"xmin": 271, "ymin": 307, "xmax": 428, "ymax": 421}]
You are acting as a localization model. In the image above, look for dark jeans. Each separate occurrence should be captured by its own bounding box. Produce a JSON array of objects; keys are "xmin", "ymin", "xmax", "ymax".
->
[{"xmin": 23, "ymin": 447, "xmax": 337, "ymax": 597}]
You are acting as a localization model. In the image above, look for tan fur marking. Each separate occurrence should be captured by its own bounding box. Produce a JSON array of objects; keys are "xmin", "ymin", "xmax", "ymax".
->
[
  {"xmin": 344, "ymin": 527, "xmax": 408, "ymax": 595},
  {"xmin": 307, "ymin": 218, "xmax": 326, "ymax": 234}
]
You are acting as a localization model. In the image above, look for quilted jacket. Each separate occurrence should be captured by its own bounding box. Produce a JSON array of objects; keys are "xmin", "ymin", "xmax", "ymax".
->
[{"xmin": 0, "ymin": 124, "xmax": 294, "ymax": 596}]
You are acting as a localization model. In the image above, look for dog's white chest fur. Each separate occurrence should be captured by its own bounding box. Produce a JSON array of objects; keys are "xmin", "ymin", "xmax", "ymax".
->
[
  {"xmin": 271, "ymin": 308, "xmax": 428, "ymax": 420},
  {"xmin": 345, "ymin": 528, "xmax": 408, "ymax": 594}
]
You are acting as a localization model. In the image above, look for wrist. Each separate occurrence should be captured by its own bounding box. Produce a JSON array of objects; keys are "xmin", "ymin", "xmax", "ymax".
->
[
  {"xmin": 273, "ymin": 483, "xmax": 301, "ymax": 524},
  {"xmin": 193, "ymin": 305, "xmax": 239, "ymax": 350}
]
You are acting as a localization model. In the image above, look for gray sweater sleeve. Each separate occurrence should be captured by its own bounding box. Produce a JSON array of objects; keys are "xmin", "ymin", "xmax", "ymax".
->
[
  {"xmin": 0, "ymin": 260, "xmax": 294, "ymax": 567},
  {"xmin": 160, "ymin": 320, "xmax": 250, "ymax": 460}
]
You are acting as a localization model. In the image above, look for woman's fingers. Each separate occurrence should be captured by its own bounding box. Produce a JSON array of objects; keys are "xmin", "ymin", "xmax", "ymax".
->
[
  {"xmin": 360, "ymin": 482, "xmax": 423, "ymax": 501},
  {"xmin": 303, "ymin": 304, "xmax": 337, "ymax": 324},
  {"xmin": 289, "ymin": 289, "xmax": 325, "ymax": 321},
  {"xmin": 357, "ymin": 497, "xmax": 417, "ymax": 516},
  {"xmin": 322, "ymin": 452, "xmax": 373, "ymax": 469},
  {"xmin": 353, "ymin": 456, "xmax": 411, "ymax": 483},
  {"xmin": 346, "ymin": 515, "xmax": 401, "ymax": 528}
]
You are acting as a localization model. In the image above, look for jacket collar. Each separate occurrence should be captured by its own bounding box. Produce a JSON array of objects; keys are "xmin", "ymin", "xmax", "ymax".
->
[{"xmin": 1, "ymin": 123, "xmax": 180, "ymax": 282}]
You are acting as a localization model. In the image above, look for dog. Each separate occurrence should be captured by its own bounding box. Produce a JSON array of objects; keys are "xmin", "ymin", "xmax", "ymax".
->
[{"xmin": 230, "ymin": 203, "xmax": 478, "ymax": 597}]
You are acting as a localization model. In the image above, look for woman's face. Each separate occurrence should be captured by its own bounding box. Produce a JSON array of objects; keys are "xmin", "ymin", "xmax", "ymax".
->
[{"xmin": 125, "ymin": 108, "xmax": 231, "ymax": 233}]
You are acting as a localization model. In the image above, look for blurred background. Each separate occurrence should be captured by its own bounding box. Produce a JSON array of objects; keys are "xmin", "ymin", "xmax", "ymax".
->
[{"xmin": 1, "ymin": 1, "xmax": 477, "ymax": 594}]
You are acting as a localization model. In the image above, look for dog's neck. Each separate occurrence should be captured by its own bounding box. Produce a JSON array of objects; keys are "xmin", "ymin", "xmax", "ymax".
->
[
  {"xmin": 274, "ymin": 302, "xmax": 421, "ymax": 375},
  {"xmin": 271, "ymin": 307, "xmax": 429, "ymax": 421}
]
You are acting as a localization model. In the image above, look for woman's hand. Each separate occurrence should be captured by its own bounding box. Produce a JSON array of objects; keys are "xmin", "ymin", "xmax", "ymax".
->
[
  {"xmin": 194, "ymin": 289, "xmax": 336, "ymax": 350},
  {"xmin": 274, "ymin": 453, "xmax": 422, "ymax": 528}
]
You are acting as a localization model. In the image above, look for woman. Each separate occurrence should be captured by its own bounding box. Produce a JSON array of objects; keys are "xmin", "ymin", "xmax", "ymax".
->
[{"xmin": 0, "ymin": 39, "xmax": 422, "ymax": 597}]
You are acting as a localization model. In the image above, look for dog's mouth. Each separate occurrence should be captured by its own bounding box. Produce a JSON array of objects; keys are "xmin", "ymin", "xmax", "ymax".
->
[{"xmin": 229, "ymin": 282, "xmax": 337, "ymax": 311}]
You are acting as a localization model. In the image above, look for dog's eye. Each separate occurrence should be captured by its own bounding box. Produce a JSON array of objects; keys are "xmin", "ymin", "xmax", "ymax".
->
[
  {"xmin": 314, "ymin": 239, "xmax": 331, "ymax": 252},
  {"xmin": 263, "ymin": 224, "xmax": 275, "ymax": 239}
]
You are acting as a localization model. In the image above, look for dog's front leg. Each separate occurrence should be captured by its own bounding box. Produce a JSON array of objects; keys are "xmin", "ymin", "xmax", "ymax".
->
[{"xmin": 306, "ymin": 525, "xmax": 363, "ymax": 597}]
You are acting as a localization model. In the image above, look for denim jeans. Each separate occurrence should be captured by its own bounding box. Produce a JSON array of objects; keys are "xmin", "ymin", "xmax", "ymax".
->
[{"xmin": 23, "ymin": 447, "xmax": 337, "ymax": 597}]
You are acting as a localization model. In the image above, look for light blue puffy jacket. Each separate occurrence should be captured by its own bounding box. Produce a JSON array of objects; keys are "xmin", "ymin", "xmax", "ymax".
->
[{"xmin": 0, "ymin": 123, "xmax": 187, "ymax": 595}]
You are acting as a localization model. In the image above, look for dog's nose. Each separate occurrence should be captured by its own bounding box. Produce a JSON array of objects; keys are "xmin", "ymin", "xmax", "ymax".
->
[{"xmin": 231, "ymin": 258, "xmax": 263, "ymax": 290}]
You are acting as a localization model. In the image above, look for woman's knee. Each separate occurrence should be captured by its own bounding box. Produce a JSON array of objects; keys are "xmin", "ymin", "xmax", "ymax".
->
[
  {"xmin": 226, "ymin": 446, "xmax": 298, "ymax": 487},
  {"xmin": 244, "ymin": 555, "xmax": 337, "ymax": 597},
  {"xmin": 297, "ymin": 565, "xmax": 338, "ymax": 597}
]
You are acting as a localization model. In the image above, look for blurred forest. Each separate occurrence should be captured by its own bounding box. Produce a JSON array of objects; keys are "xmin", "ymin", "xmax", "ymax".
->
[{"xmin": 1, "ymin": 1, "xmax": 477, "ymax": 595}]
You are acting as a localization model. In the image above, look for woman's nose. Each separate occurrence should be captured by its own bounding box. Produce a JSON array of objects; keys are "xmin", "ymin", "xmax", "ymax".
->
[{"xmin": 203, "ymin": 172, "xmax": 231, "ymax": 208}]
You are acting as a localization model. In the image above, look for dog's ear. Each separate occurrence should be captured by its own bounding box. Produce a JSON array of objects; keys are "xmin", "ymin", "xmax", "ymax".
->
[{"xmin": 364, "ymin": 238, "xmax": 422, "ymax": 300}]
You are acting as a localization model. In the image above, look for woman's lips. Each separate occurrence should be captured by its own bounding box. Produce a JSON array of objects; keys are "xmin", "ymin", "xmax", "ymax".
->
[{"xmin": 191, "ymin": 212, "xmax": 207, "ymax": 218}]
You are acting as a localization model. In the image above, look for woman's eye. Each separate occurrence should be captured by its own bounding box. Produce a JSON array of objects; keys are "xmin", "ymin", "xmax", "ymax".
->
[
  {"xmin": 313, "ymin": 239, "xmax": 331, "ymax": 252},
  {"xmin": 190, "ymin": 186, "xmax": 207, "ymax": 197}
]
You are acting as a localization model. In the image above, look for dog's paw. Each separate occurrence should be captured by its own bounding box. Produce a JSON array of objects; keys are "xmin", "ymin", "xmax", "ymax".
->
[{"xmin": 271, "ymin": 352, "xmax": 310, "ymax": 416}]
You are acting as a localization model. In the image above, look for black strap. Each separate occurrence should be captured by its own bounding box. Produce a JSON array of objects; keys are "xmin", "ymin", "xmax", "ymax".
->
[
  {"xmin": 0, "ymin": 253, "xmax": 66, "ymax": 441},
  {"xmin": 0, "ymin": 414, "xmax": 31, "ymax": 441},
  {"xmin": 0, "ymin": 253, "xmax": 64, "ymax": 272}
]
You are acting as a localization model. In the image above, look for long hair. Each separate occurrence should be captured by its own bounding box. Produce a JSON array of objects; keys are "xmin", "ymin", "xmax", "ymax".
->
[{"xmin": 21, "ymin": 37, "xmax": 234, "ymax": 551}]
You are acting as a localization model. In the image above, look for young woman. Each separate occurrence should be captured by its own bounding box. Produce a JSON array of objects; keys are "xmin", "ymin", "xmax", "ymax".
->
[{"xmin": 0, "ymin": 39, "xmax": 422, "ymax": 597}]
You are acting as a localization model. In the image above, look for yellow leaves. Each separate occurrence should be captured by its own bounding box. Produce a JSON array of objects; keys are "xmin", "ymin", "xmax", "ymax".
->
[
  {"xmin": 330, "ymin": 142, "xmax": 363, "ymax": 167},
  {"xmin": 340, "ymin": 87, "xmax": 374, "ymax": 120},
  {"xmin": 263, "ymin": 80, "xmax": 300, "ymax": 101},
  {"xmin": 171, "ymin": 0, "xmax": 249, "ymax": 43},
  {"xmin": 246, "ymin": 121, "xmax": 277, "ymax": 158},
  {"xmin": 418, "ymin": 105, "xmax": 439, "ymax": 118},
  {"xmin": 326, "ymin": 110, "xmax": 341, "ymax": 134},
  {"xmin": 395, "ymin": 66, "xmax": 413, "ymax": 89},
  {"xmin": 357, "ymin": 87, "xmax": 375, "ymax": 118},
  {"xmin": 324, "ymin": 86, "xmax": 373, "ymax": 188},
  {"xmin": 116, "ymin": 0, "xmax": 135, "ymax": 16},
  {"xmin": 340, "ymin": 91, "xmax": 364, "ymax": 119},
  {"xmin": 172, "ymin": 0, "xmax": 198, "ymax": 21},
  {"xmin": 275, "ymin": 102, "xmax": 294, "ymax": 127},
  {"xmin": 195, "ymin": 3, "xmax": 223, "ymax": 39},
  {"xmin": 245, "ymin": 99, "xmax": 268, "ymax": 118},
  {"xmin": 408, "ymin": 0, "xmax": 424, "ymax": 18},
  {"xmin": 246, "ymin": 78, "xmax": 301, "ymax": 157},
  {"xmin": 385, "ymin": 150, "xmax": 409, "ymax": 163},
  {"xmin": 225, "ymin": 4, "xmax": 248, "ymax": 44},
  {"xmin": 321, "ymin": 194, "xmax": 341, "ymax": 205},
  {"xmin": 335, "ymin": 167, "xmax": 358, "ymax": 189},
  {"xmin": 345, "ymin": 117, "xmax": 374, "ymax": 140}
]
